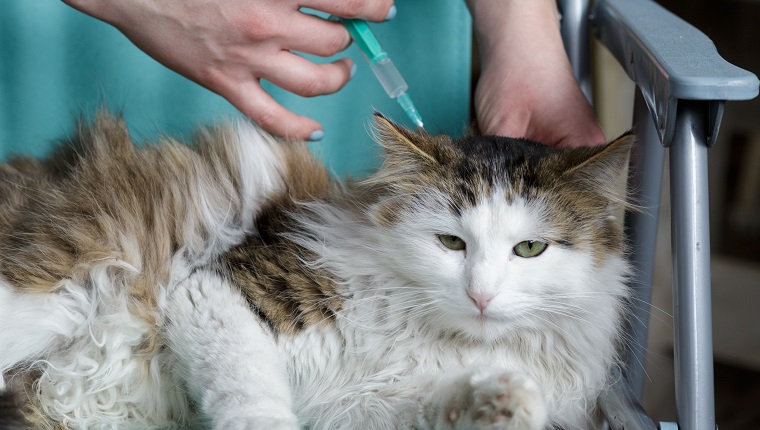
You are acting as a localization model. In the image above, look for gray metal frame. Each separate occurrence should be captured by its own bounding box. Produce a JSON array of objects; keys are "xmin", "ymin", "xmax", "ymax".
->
[
  {"xmin": 623, "ymin": 89, "xmax": 666, "ymax": 400},
  {"xmin": 557, "ymin": 0, "xmax": 759, "ymax": 429},
  {"xmin": 558, "ymin": 0, "xmax": 593, "ymax": 102},
  {"xmin": 668, "ymin": 100, "xmax": 716, "ymax": 430}
]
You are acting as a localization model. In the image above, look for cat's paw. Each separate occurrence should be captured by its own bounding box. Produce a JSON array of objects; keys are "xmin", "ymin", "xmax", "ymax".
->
[{"xmin": 441, "ymin": 370, "xmax": 547, "ymax": 430}]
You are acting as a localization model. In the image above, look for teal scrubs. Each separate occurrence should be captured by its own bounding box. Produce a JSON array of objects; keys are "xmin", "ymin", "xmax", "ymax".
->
[{"xmin": 0, "ymin": 1, "xmax": 471, "ymax": 177}]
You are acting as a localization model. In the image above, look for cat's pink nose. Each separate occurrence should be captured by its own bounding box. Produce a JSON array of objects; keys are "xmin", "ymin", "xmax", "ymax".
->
[{"xmin": 467, "ymin": 290, "xmax": 494, "ymax": 312}]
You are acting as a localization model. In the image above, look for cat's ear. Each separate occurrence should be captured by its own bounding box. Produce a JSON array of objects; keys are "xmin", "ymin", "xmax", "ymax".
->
[
  {"xmin": 373, "ymin": 113, "xmax": 444, "ymax": 166},
  {"xmin": 561, "ymin": 132, "xmax": 635, "ymax": 206},
  {"xmin": 563, "ymin": 132, "xmax": 634, "ymax": 176}
]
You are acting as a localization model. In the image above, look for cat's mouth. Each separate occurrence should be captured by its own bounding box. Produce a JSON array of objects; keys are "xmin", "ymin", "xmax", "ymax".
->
[
  {"xmin": 467, "ymin": 310, "xmax": 512, "ymax": 326},
  {"xmin": 463, "ymin": 306, "xmax": 531, "ymax": 330},
  {"xmin": 452, "ymin": 312, "xmax": 521, "ymax": 343}
]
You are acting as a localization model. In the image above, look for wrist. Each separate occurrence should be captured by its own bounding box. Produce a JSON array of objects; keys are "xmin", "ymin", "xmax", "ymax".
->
[{"xmin": 467, "ymin": 0, "xmax": 563, "ymax": 67}]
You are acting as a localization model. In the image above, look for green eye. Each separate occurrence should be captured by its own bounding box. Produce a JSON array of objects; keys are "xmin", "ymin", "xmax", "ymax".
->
[
  {"xmin": 438, "ymin": 235, "xmax": 466, "ymax": 251},
  {"xmin": 513, "ymin": 240, "xmax": 548, "ymax": 258}
]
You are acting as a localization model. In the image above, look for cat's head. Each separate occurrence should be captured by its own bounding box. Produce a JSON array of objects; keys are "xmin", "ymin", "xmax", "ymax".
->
[{"xmin": 365, "ymin": 114, "xmax": 633, "ymax": 342}]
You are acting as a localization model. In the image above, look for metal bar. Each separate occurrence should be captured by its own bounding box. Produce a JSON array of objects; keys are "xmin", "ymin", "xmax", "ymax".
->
[
  {"xmin": 622, "ymin": 90, "xmax": 666, "ymax": 398},
  {"xmin": 599, "ymin": 367, "xmax": 659, "ymax": 430},
  {"xmin": 669, "ymin": 101, "xmax": 716, "ymax": 430},
  {"xmin": 558, "ymin": 0, "xmax": 593, "ymax": 102}
]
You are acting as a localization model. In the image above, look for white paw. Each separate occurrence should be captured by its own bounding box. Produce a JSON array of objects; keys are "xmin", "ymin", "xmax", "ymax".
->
[{"xmin": 443, "ymin": 370, "xmax": 547, "ymax": 430}]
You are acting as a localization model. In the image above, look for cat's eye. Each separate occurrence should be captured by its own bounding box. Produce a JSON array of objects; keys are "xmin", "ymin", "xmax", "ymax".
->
[
  {"xmin": 513, "ymin": 240, "xmax": 548, "ymax": 258},
  {"xmin": 438, "ymin": 235, "xmax": 466, "ymax": 251}
]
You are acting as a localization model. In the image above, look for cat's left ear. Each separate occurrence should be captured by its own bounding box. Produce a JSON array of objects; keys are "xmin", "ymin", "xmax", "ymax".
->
[
  {"xmin": 561, "ymin": 132, "xmax": 635, "ymax": 204},
  {"xmin": 373, "ymin": 113, "xmax": 446, "ymax": 166}
]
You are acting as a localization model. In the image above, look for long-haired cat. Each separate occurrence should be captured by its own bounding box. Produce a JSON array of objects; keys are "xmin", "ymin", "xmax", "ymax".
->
[{"xmin": 0, "ymin": 113, "xmax": 633, "ymax": 429}]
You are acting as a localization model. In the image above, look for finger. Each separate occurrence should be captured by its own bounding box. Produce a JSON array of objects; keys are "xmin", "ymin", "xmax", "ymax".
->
[
  {"xmin": 221, "ymin": 79, "xmax": 324, "ymax": 140},
  {"xmin": 260, "ymin": 53, "xmax": 354, "ymax": 98},
  {"xmin": 283, "ymin": 13, "xmax": 352, "ymax": 57},
  {"xmin": 301, "ymin": 0, "xmax": 396, "ymax": 22}
]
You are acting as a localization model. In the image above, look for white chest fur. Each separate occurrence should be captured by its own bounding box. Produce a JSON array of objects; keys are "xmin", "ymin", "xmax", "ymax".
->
[{"xmin": 277, "ymin": 277, "xmax": 623, "ymax": 430}]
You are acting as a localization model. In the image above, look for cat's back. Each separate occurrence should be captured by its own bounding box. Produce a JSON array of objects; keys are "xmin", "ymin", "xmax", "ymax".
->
[
  {"xmin": 0, "ymin": 113, "xmax": 319, "ymax": 292},
  {"xmin": 0, "ymin": 112, "xmax": 327, "ymax": 428},
  {"xmin": 0, "ymin": 156, "xmax": 49, "ymax": 233}
]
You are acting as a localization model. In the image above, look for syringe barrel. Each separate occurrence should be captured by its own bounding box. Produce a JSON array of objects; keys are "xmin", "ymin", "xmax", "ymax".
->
[{"xmin": 369, "ymin": 53, "xmax": 408, "ymax": 99}]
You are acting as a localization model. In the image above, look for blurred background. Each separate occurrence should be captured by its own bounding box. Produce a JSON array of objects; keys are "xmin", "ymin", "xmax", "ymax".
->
[{"xmin": 591, "ymin": 1, "xmax": 760, "ymax": 427}]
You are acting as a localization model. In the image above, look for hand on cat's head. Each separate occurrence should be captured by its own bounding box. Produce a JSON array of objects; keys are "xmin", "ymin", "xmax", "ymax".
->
[
  {"xmin": 468, "ymin": 0, "xmax": 606, "ymax": 148},
  {"xmin": 473, "ymin": 58, "xmax": 606, "ymax": 149}
]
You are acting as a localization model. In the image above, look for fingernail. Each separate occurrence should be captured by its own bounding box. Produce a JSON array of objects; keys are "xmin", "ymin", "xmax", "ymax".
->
[
  {"xmin": 350, "ymin": 63, "xmax": 357, "ymax": 79},
  {"xmin": 384, "ymin": 5, "xmax": 397, "ymax": 21},
  {"xmin": 308, "ymin": 130, "xmax": 324, "ymax": 142}
]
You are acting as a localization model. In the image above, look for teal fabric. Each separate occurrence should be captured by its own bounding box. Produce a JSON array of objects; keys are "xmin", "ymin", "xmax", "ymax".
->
[{"xmin": 1, "ymin": 1, "xmax": 471, "ymax": 177}]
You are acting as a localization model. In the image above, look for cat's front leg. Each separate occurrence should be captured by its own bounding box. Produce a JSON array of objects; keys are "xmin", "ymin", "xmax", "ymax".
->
[
  {"xmin": 418, "ymin": 368, "xmax": 547, "ymax": 430},
  {"xmin": 165, "ymin": 270, "xmax": 299, "ymax": 430}
]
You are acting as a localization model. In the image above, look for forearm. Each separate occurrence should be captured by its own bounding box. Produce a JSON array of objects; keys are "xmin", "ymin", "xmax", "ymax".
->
[{"xmin": 466, "ymin": 0, "xmax": 564, "ymax": 72}]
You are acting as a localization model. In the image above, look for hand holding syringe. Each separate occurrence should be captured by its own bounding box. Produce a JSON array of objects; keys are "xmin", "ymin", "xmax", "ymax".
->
[{"xmin": 338, "ymin": 18, "xmax": 424, "ymax": 129}]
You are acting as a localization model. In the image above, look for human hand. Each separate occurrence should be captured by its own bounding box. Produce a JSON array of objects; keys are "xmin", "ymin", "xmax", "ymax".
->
[
  {"xmin": 468, "ymin": 0, "xmax": 605, "ymax": 148},
  {"xmin": 63, "ymin": 0, "xmax": 396, "ymax": 141}
]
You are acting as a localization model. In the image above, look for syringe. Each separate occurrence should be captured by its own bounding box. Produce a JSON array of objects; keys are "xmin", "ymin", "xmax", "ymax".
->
[{"xmin": 340, "ymin": 18, "xmax": 424, "ymax": 129}]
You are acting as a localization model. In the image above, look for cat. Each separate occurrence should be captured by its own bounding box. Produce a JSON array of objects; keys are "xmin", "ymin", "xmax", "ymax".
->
[{"xmin": 0, "ymin": 112, "xmax": 633, "ymax": 429}]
